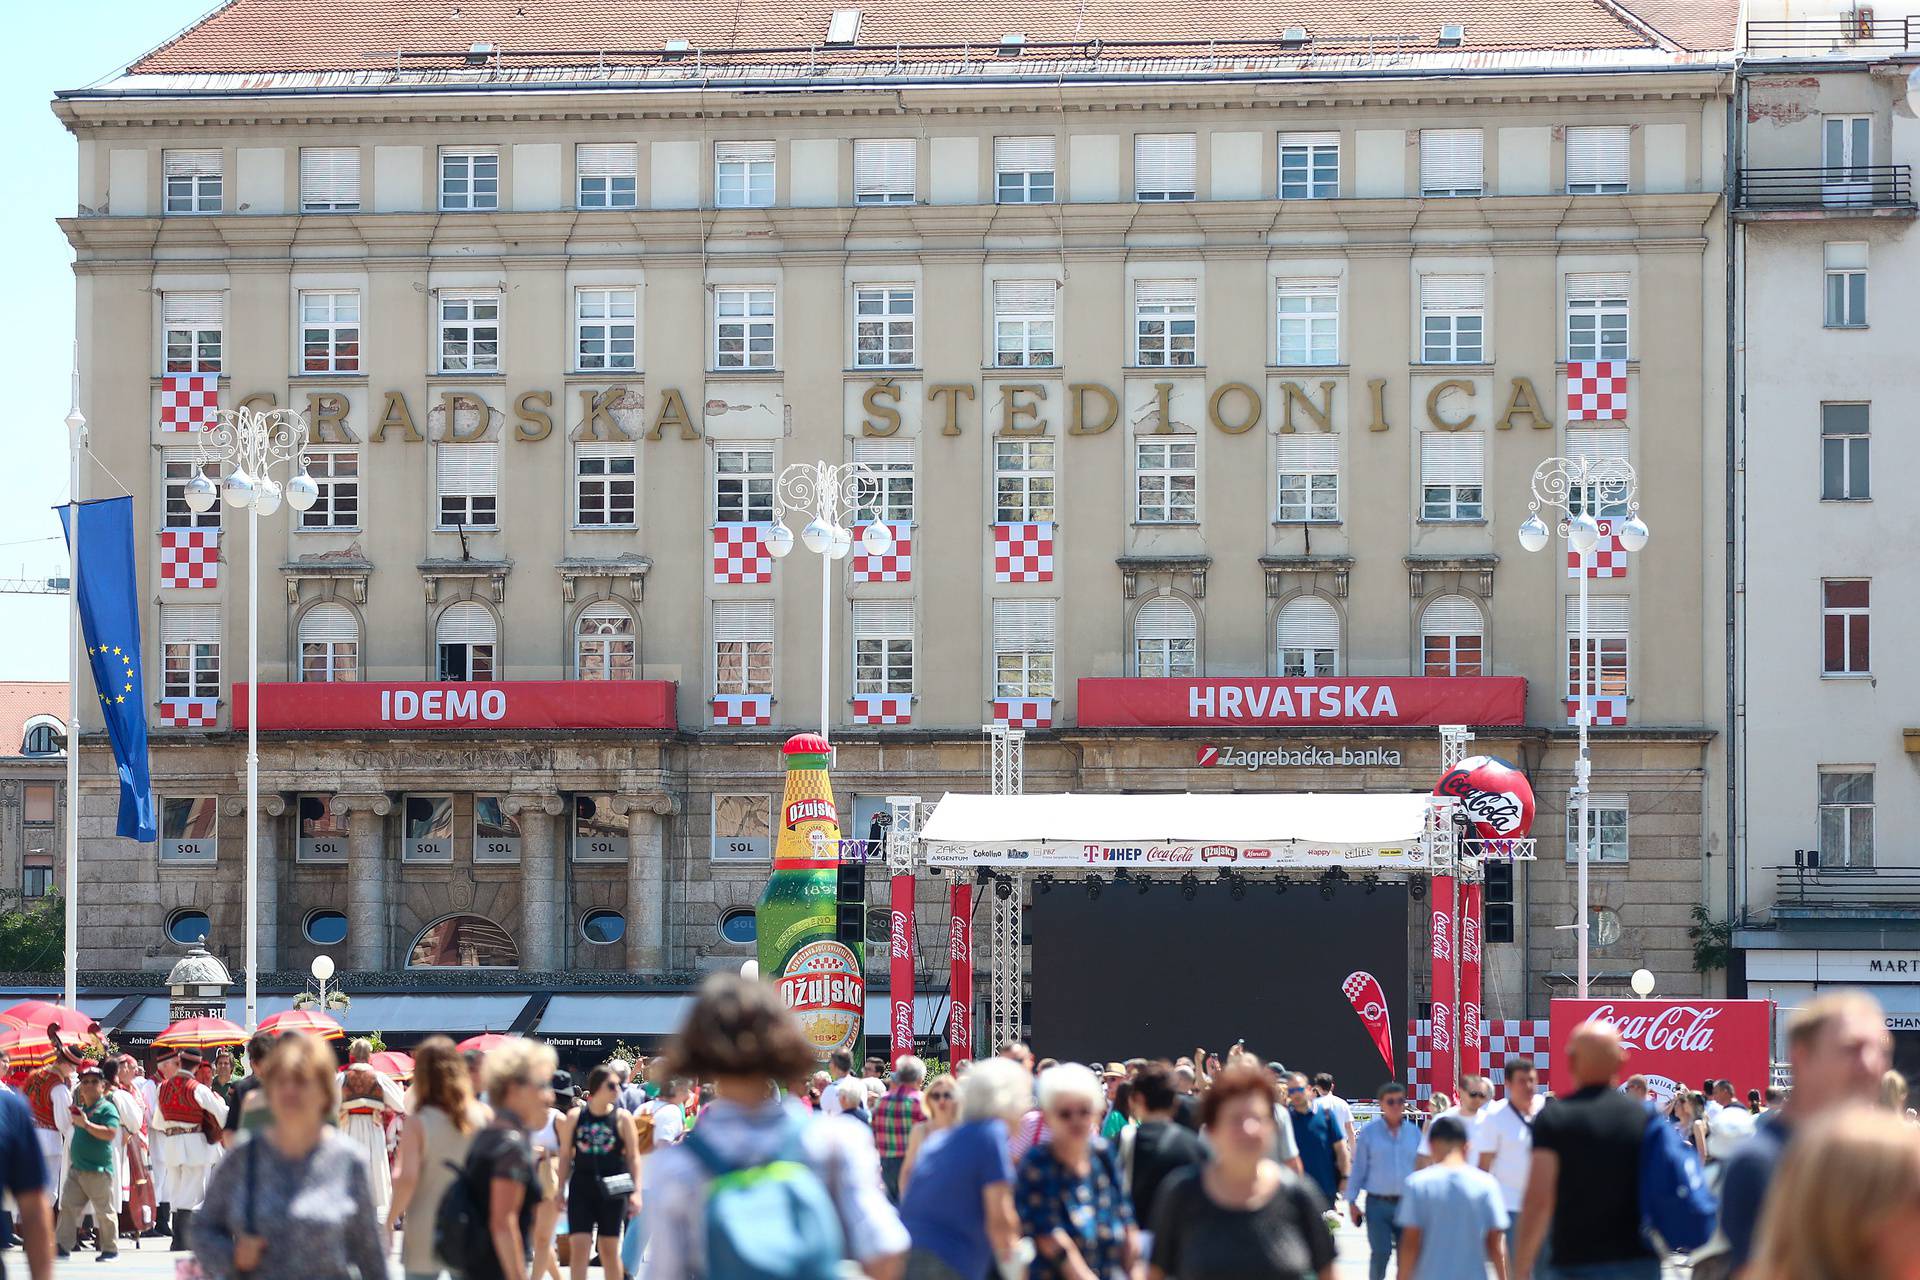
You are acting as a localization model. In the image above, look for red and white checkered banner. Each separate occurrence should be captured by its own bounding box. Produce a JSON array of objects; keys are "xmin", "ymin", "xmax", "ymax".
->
[
  {"xmin": 158, "ymin": 698, "xmax": 218, "ymax": 729},
  {"xmin": 159, "ymin": 374, "xmax": 219, "ymax": 432},
  {"xmin": 711, "ymin": 693, "xmax": 772, "ymax": 727},
  {"xmin": 1565, "ymin": 696, "xmax": 1627, "ymax": 728},
  {"xmin": 159, "ymin": 530, "xmax": 220, "ymax": 589},
  {"xmin": 991, "ymin": 697, "xmax": 1052, "ymax": 729},
  {"xmin": 853, "ymin": 693, "xmax": 912, "ymax": 726},
  {"xmin": 993, "ymin": 522, "xmax": 1054, "ymax": 583},
  {"xmin": 1407, "ymin": 1018, "xmax": 1550, "ymax": 1099},
  {"xmin": 852, "ymin": 523, "xmax": 912, "ymax": 584},
  {"xmin": 1566, "ymin": 360, "xmax": 1627, "ymax": 421},
  {"xmin": 1566, "ymin": 519, "xmax": 1628, "ymax": 579},
  {"xmin": 712, "ymin": 525, "xmax": 772, "ymax": 584}
]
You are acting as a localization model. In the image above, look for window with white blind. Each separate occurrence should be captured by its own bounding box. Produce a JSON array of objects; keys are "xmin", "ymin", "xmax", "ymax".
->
[
  {"xmin": 1566, "ymin": 273, "xmax": 1629, "ymax": 361},
  {"xmin": 1135, "ymin": 133, "xmax": 1198, "ymax": 201},
  {"xmin": 1276, "ymin": 596, "xmax": 1339, "ymax": 676},
  {"xmin": 854, "ymin": 600, "xmax": 914, "ymax": 695},
  {"xmin": 575, "ymin": 287, "xmax": 638, "ymax": 371},
  {"xmin": 1277, "ymin": 432, "xmax": 1339, "ymax": 522},
  {"xmin": 1420, "ymin": 129, "xmax": 1484, "ymax": 197},
  {"xmin": 1567, "ymin": 595, "xmax": 1629, "ymax": 700},
  {"xmin": 163, "ymin": 292, "xmax": 223, "ymax": 374},
  {"xmin": 1420, "ymin": 595, "xmax": 1484, "ymax": 676},
  {"xmin": 715, "ymin": 601, "xmax": 774, "ymax": 696},
  {"xmin": 995, "ymin": 136, "xmax": 1056, "ymax": 204},
  {"xmin": 1279, "ymin": 132, "xmax": 1339, "ymax": 199},
  {"xmin": 995, "ymin": 439, "xmax": 1056, "ymax": 522},
  {"xmin": 1135, "ymin": 439, "xmax": 1197, "ymax": 523},
  {"xmin": 299, "ymin": 290, "xmax": 361, "ymax": 374},
  {"xmin": 993, "ymin": 600, "xmax": 1056, "ymax": 698},
  {"xmin": 1565, "ymin": 126, "xmax": 1630, "ymax": 195},
  {"xmin": 854, "ymin": 286, "xmax": 915, "ymax": 368},
  {"xmin": 1817, "ymin": 770, "xmax": 1874, "ymax": 868},
  {"xmin": 715, "ymin": 141, "xmax": 775, "ymax": 208},
  {"xmin": 299, "ymin": 147, "xmax": 360, "ymax": 212},
  {"xmin": 1277, "ymin": 280, "xmax": 1339, "ymax": 365},
  {"xmin": 436, "ymin": 602, "xmax": 497, "ymax": 681},
  {"xmin": 438, "ymin": 291, "xmax": 500, "ymax": 373},
  {"xmin": 439, "ymin": 148, "xmax": 499, "ymax": 211},
  {"xmin": 577, "ymin": 143, "xmax": 638, "ymax": 209},
  {"xmin": 1134, "ymin": 280, "xmax": 1197, "ymax": 367},
  {"xmin": 854, "ymin": 139, "xmax": 916, "ymax": 205},
  {"xmin": 575, "ymin": 442, "xmax": 636, "ymax": 527},
  {"xmin": 576, "ymin": 601, "xmax": 637, "ymax": 680},
  {"xmin": 714, "ymin": 287, "xmax": 775, "ymax": 369},
  {"xmin": 1133, "ymin": 597, "xmax": 1198, "ymax": 678},
  {"xmin": 1420, "ymin": 275, "xmax": 1486, "ymax": 363},
  {"xmin": 852, "ymin": 437, "xmax": 914, "ymax": 523},
  {"xmin": 301, "ymin": 449, "xmax": 359, "ymax": 530},
  {"xmin": 163, "ymin": 149, "xmax": 222, "ymax": 214},
  {"xmin": 992, "ymin": 280, "xmax": 1057, "ymax": 367},
  {"xmin": 163, "ymin": 449, "xmax": 220, "ymax": 531},
  {"xmin": 298, "ymin": 603, "xmax": 360, "ymax": 683},
  {"xmin": 1824, "ymin": 242, "xmax": 1868, "ymax": 328},
  {"xmin": 1565, "ymin": 797, "xmax": 1629, "ymax": 863},
  {"xmin": 1420, "ymin": 432, "xmax": 1486, "ymax": 521},
  {"xmin": 715, "ymin": 445, "xmax": 775, "ymax": 524},
  {"xmin": 161, "ymin": 604, "xmax": 221, "ymax": 699},
  {"xmin": 436, "ymin": 442, "xmax": 499, "ymax": 529}
]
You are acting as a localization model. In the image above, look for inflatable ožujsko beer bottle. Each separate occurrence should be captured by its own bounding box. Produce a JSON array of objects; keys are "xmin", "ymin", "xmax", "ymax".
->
[{"xmin": 756, "ymin": 732, "xmax": 864, "ymax": 1061}]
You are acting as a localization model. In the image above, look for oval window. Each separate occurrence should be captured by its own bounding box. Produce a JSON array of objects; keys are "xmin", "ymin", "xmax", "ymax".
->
[
  {"xmin": 303, "ymin": 910, "xmax": 349, "ymax": 947},
  {"xmin": 166, "ymin": 910, "xmax": 210, "ymax": 946},
  {"xmin": 719, "ymin": 910, "xmax": 757, "ymax": 945},
  {"xmin": 582, "ymin": 910, "xmax": 626, "ymax": 945}
]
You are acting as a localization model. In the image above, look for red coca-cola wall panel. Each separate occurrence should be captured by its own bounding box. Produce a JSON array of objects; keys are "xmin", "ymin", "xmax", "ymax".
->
[{"xmin": 1549, "ymin": 998, "xmax": 1774, "ymax": 1100}]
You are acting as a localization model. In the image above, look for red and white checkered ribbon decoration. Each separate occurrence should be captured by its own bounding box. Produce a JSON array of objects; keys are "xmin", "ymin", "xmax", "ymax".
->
[
  {"xmin": 1565, "ymin": 696, "xmax": 1627, "ymax": 727},
  {"xmin": 158, "ymin": 698, "xmax": 218, "ymax": 728},
  {"xmin": 711, "ymin": 694, "xmax": 772, "ymax": 727},
  {"xmin": 991, "ymin": 697, "xmax": 1053, "ymax": 729},
  {"xmin": 1566, "ymin": 360, "xmax": 1627, "ymax": 421},
  {"xmin": 1407, "ymin": 1019, "xmax": 1550, "ymax": 1098},
  {"xmin": 993, "ymin": 522, "xmax": 1054, "ymax": 583},
  {"xmin": 712, "ymin": 525, "xmax": 772, "ymax": 585},
  {"xmin": 852, "ymin": 523, "xmax": 912, "ymax": 584},
  {"xmin": 159, "ymin": 530, "xmax": 220, "ymax": 589},
  {"xmin": 853, "ymin": 693, "xmax": 912, "ymax": 726},
  {"xmin": 159, "ymin": 374, "xmax": 220, "ymax": 433},
  {"xmin": 1566, "ymin": 520, "xmax": 1628, "ymax": 579}
]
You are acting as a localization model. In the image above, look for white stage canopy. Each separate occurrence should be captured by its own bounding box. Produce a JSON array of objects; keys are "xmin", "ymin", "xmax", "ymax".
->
[{"xmin": 919, "ymin": 791, "xmax": 1434, "ymax": 872}]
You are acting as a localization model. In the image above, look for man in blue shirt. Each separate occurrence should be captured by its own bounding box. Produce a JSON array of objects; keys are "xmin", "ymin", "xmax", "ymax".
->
[
  {"xmin": 1397, "ymin": 1114, "xmax": 1508, "ymax": 1280},
  {"xmin": 0, "ymin": 1081, "xmax": 51, "ymax": 1279},
  {"xmin": 1348, "ymin": 1082, "xmax": 1422, "ymax": 1280},
  {"xmin": 1283, "ymin": 1072, "xmax": 1348, "ymax": 1204}
]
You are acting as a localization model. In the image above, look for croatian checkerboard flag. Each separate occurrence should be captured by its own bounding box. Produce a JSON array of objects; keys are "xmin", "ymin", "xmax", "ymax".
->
[
  {"xmin": 852, "ymin": 523, "xmax": 911, "ymax": 584},
  {"xmin": 712, "ymin": 694, "xmax": 771, "ymax": 727},
  {"xmin": 159, "ymin": 374, "xmax": 219, "ymax": 432},
  {"xmin": 1566, "ymin": 360, "xmax": 1627, "ymax": 421},
  {"xmin": 991, "ymin": 697, "xmax": 1052, "ymax": 729},
  {"xmin": 159, "ymin": 530, "xmax": 220, "ymax": 589},
  {"xmin": 993, "ymin": 522, "xmax": 1054, "ymax": 583},
  {"xmin": 712, "ymin": 525, "xmax": 772, "ymax": 585},
  {"xmin": 1408, "ymin": 1019, "xmax": 1550, "ymax": 1099},
  {"xmin": 1566, "ymin": 519, "xmax": 1628, "ymax": 579},
  {"xmin": 1566, "ymin": 696, "xmax": 1627, "ymax": 728},
  {"xmin": 853, "ymin": 693, "xmax": 912, "ymax": 726},
  {"xmin": 159, "ymin": 699, "xmax": 219, "ymax": 729}
]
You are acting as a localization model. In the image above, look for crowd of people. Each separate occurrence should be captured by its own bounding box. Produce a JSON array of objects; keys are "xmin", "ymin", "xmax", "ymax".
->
[{"xmin": 0, "ymin": 983, "xmax": 1907, "ymax": 1279}]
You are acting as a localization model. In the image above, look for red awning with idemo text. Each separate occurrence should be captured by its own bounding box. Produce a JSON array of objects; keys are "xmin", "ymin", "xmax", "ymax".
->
[{"xmin": 232, "ymin": 681, "xmax": 677, "ymax": 731}]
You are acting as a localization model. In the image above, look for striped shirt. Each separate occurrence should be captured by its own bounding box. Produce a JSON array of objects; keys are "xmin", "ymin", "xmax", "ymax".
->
[{"xmin": 873, "ymin": 1084, "xmax": 927, "ymax": 1159}]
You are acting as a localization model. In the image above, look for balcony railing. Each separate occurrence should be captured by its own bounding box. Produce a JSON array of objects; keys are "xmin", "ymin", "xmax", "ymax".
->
[
  {"xmin": 1772, "ymin": 865, "xmax": 1920, "ymax": 918},
  {"xmin": 1745, "ymin": 16, "xmax": 1920, "ymax": 54},
  {"xmin": 1736, "ymin": 165, "xmax": 1915, "ymax": 214}
]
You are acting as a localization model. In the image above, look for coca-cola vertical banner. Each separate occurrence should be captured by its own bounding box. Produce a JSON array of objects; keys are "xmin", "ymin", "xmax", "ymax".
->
[
  {"xmin": 1428, "ymin": 874, "xmax": 1457, "ymax": 1099},
  {"xmin": 1549, "ymin": 998, "xmax": 1775, "ymax": 1102},
  {"xmin": 889, "ymin": 873, "xmax": 915, "ymax": 1066},
  {"xmin": 1459, "ymin": 881, "xmax": 1484, "ymax": 1079},
  {"xmin": 948, "ymin": 882, "xmax": 973, "ymax": 1065}
]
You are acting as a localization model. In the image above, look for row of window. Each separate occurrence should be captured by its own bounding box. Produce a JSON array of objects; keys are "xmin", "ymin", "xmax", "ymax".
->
[
  {"xmin": 161, "ymin": 904, "xmax": 627, "ymax": 950},
  {"xmin": 157, "ymin": 126, "xmax": 1637, "ymax": 218}
]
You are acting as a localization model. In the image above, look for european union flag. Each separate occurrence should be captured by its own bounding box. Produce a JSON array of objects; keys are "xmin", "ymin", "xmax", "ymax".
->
[{"xmin": 56, "ymin": 497, "xmax": 158, "ymax": 842}]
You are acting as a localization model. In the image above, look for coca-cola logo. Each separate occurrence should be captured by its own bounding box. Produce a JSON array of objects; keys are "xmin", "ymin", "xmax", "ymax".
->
[
  {"xmin": 1588, "ymin": 1004, "xmax": 1723, "ymax": 1053},
  {"xmin": 949, "ymin": 916, "xmax": 970, "ymax": 967},
  {"xmin": 1462, "ymin": 1001, "xmax": 1481, "ymax": 1043},
  {"xmin": 889, "ymin": 911, "xmax": 911, "ymax": 961},
  {"xmin": 1461, "ymin": 914, "xmax": 1482, "ymax": 964},
  {"xmin": 1430, "ymin": 911, "xmax": 1453, "ymax": 962},
  {"xmin": 1431, "ymin": 1001, "xmax": 1453, "ymax": 1054},
  {"xmin": 892, "ymin": 998, "xmax": 914, "ymax": 1047},
  {"xmin": 950, "ymin": 1003, "xmax": 969, "ymax": 1049}
]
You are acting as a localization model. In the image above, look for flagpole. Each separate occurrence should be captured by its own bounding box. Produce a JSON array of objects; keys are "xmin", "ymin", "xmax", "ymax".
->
[{"xmin": 64, "ymin": 403, "xmax": 86, "ymax": 1010}]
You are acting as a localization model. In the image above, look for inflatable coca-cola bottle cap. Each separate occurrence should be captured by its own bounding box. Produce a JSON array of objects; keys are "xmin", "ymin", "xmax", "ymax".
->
[{"xmin": 1433, "ymin": 754, "xmax": 1537, "ymax": 842}]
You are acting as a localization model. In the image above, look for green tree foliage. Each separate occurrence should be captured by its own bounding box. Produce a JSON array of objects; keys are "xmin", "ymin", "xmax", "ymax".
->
[{"xmin": 0, "ymin": 894, "xmax": 65, "ymax": 973}]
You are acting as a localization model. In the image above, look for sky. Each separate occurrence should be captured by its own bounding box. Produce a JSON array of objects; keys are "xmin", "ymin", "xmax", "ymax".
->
[{"xmin": 0, "ymin": 1, "xmax": 215, "ymax": 680}]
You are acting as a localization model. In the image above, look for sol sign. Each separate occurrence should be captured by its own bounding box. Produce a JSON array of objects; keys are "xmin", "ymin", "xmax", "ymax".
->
[{"xmin": 1549, "ymin": 998, "xmax": 1774, "ymax": 1102}]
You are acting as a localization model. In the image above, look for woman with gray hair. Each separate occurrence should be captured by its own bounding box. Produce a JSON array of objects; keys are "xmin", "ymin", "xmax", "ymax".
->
[
  {"xmin": 1015, "ymin": 1064, "xmax": 1139, "ymax": 1280},
  {"xmin": 897, "ymin": 1058, "xmax": 1030, "ymax": 1280}
]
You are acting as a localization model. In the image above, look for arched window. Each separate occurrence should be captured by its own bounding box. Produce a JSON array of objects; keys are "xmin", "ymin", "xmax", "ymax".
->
[
  {"xmin": 1276, "ymin": 596, "xmax": 1340, "ymax": 677},
  {"xmin": 20, "ymin": 717, "xmax": 63, "ymax": 756},
  {"xmin": 1420, "ymin": 595, "xmax": 1485, "ymax": 677},
  {"xmin": 436, "ymin": 602, "xmax": 497, "ymax": 682},
  {"xmin": 407, "ymin": 914, "xmax": 519, "ymax": 968},
  {"xmin": 1133, "ymin": 597, "xmax": 1197, "ymax": 678},
  {"xmin": 576, "ymin": 602, "xmax": 637, "ymax": 680},
  {"xmin": 298, "ymin": 603, "xmax": 360, "ymax": 683}
]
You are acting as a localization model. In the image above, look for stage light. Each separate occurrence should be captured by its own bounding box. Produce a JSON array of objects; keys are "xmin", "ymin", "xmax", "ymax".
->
[
  {"xmin": 1214, "ymin": 868, "xmax": 1233, "ymax": 884},
  {"xmin": 1274, "ymin": 878, "xmax": 1290, "ymax": 896},
  {"xmin": 1136, "ymin": 876, "xmax": 1152, "ymax": 896},
  {"xmin": 1085, "ymin": 875, "xmax": 1103, "ymax": 900},
  {"xmin": 1036, "ymin": 873, "xmax": 1054, "ymax": 895},
  {"xmin": 1229, "ymin": 874, "xmax": 1247, "ymax": 901},
  {"xmin": 1114, "ymin": 869, "xmax": 1132, "ymax": 886},
  {"xmin": 975, "ymin": 868, "xmax": 992, "ymax": 885},
  {"xmin": 994, "ymin": 875, "xmax": 1013, "ymax": 901},
  {"xmin": 1180, "ymin": 872, "xmax": 1199, "ymax": 901},
  {"xmin": 1364, "ymin": 875, "xmax": 1380, "ymax": 895},
  {"xmin": 1409, "ymin": 877, "xmax": 1427, "ymax": 902},
  {"xmin": 1318, "ymin": 871, "xmax": 1338, "ymax": 901}
]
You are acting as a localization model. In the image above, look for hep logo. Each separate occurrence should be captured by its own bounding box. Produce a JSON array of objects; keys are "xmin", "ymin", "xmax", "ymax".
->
[{"xmin": 1196, "ymin": 744, "xmax": 1220, "ymax": 768}]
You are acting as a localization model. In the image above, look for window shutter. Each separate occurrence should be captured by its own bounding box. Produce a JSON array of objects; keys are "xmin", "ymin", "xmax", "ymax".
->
[
  {"xmin": 436, "ymin": 442, "xmax": 499, "ymax": 496},
  {"xmin": 162, "ymin": 292, "xmax": 223, "ymax": 326},
  {"xmin": 852, "ymin": 437, "xmax": 914, "ymax": 467},
  {"xmin": 1134, "ymin": 597, "xmax": 1196, "ymax": 642},
  {"xmin": 437, "ymin": 602, "xmax": 497, "ymax": 645},
  {"xmin": 161, "ymin": 604, "xmax": 221, "ymax": 644},
  {"xmin": 714, "ymin": 600, "xmax": 775, "ymax": 643},
  {"xmin": 1278, "ymin": 130, "xmax": 1339, "ymax": 149},
  {"xmin": 299, "ymin": 147, "xmax": 360, "ymax": 205},
  {"xmin": 1279, "ymin": 278, "xmax": 1340, "ymax": 299},
  {"xmin": 1134, "ymin": 133, "xmax": 1198, "ymax": 192},
  {"xmin": 993, "ymin": 279, "xmax": 1056, "ymax": 316},
  {"xmin": 1134, "ymin": 279, "xmax": 1198, "ymax": 309},
  {"xmin": 1567, "ymin": 595, "xmax": 1630, "ymax": 633},
  {"xmin": 992, "ymin": 599, "xmax": 1056, "ymax": 649},
  {"xmin": 853, "ymin": 139, "xmax": 916, "ymax": 198},
  {"xmin": 1421, "ymin": 594, "xmax": 1483, "ymax": 637},
  {"xmin": 578, "ymin": 143, "xmax": 638, "ymax": 178},
  {"xmin": 1826, "ymin": 241, "xmax": 1869, "ymax": 270},
  {"xmin": 1567, "ymin": 426, "xmax": 1630, "ymax": 463},
  {"xmin": 1277, "ymin": 597, "xmax": 1340, "ymax": 648},
  {"xmin": 576, "ymin": 441, "xmax": 635, "ymax": 463},
  {"xmin": 1566, "ymin": 272, "xmax": 1630, "ymax": 303},
  {"xmin": 1420, "ymin": 431, "xmax": 1485, "ymax": 484},
  {"xmin": 1276, "ymin": 433, "xmax": 1339, "ymax": 468},
  {"xmin": 1420, "ymin": 275, "xmax": 1486, "ymax": 312},
  {"xmin": 163, "ymin": 445, "xmax": 202, "ymax": 469},
  {"xmin": 994, "ymin": 136, "xmax": 1055, "ymax": 172},
  {"xmin": 438, "ymin": 287, "xmax": 498, "ymax": 306},
  {"xmin": 853, "ymin": 599, "xmax": 913, "ymax": 639},
  {"xmin": 1420, "ymin": 129, "xmax": 1483, "ymax": 190},
  {"xmin": 714, "ymin": 141, "xmax": 776, "ymax": 166},
  {"xmin": 1565, "ymin": 126, "xmax": 1630, "ymax": 188},
  {"xmin": 298, "ymin": 603, "xmax": 357, "ymax": 644},
  {"xmin": 164, "ymin": 149, "xmax": 221, "ymax": 178}
]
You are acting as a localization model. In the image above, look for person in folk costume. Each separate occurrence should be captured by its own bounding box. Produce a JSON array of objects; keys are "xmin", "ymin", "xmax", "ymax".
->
[
  {"xmin": 337, "ymin": 1038, "xmax": 405, "ymax": 1223},
  {"xmin": 140, "ymin": 1049, "xmax": 171, "ymax": 1239},
  {"xmin": 153, "ymin": 1047, "xmax": 229, "ymax": 1251},
  {"xmin": 103, "ymin": 1057, "xmax": 154, "ymax": 1243},
  {"xmin": 22, "ymin": 1032, "xmax": 84, "ymax": 1201}
]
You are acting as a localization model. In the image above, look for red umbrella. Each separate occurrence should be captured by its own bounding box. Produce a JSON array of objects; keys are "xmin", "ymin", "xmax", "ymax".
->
[
  {"xmin": 0, "ymin": 1024, "xmax": 54, "ymax": 1069},
  {"xmin": 154, "ymin": 1017, "xmax": 248, "ymax": 1052},
  {"xmin": 455, "ymin": 1033, "xmax": 509, "ymax": 1054},
  {"xmin": 257, "ymin": 1009, "xmax": 345, "ymax": 1041},
  {"xmin": 369, "ymin": 1050, "xmax": 414, "ymax": 1081},
  {"xmin": 2, "ymin": 1002, "xmax": 99, "ymax": 1040}
]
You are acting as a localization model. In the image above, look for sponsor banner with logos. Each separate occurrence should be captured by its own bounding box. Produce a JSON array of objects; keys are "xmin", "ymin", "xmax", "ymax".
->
[
  {"xmin": 925, "ymin": 840, "xmax": 1429, "ymax": 870},
  {"xmin": 234, "ymin": 681, "xmax": 677, "ymax": 731},
  {"xmin": 1549, "ymin": 998, "xmax": 1773, "ymax": 1101},
  {"xmin": 1079, "ymin": 676, "xmax": 1526, "ymax": 728}
]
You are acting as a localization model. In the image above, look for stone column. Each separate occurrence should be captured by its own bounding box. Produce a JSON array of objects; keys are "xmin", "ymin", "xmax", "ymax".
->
[
  {"xmin": 333, "ymin": 794, "xmax": 391, "ymax": 972},
  {"xmin": 616, "ymin": 793, "xmax": 677, "ymax": 975},
  {"xmin": 503, "ymin": 794, "xmax": 565, "ymax": 973},
  {"xmin": 222, "ymin": 792, "xmax": 287, "ymax": 976}
]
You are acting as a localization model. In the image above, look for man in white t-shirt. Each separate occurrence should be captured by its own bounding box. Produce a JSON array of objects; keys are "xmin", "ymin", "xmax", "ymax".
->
[
  {"xmin": 646, "ymin": 1078, "xmax": 691, "ymax": 1145},
  {"xmin": 1311, "ymin": 1073, "xmax": 1358, "ymax": 1144},
  {"xmin": 1416, "ymin": 1074, "xmax": 1491, "ymax": 1168},
  {"xmin": 818, "ymin": 1050, "xmax": 855, "ymax": 1116},
  {"xmin": 1470, "ymin": 1057, "xmax": 1546, "ymax": 1257}
]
